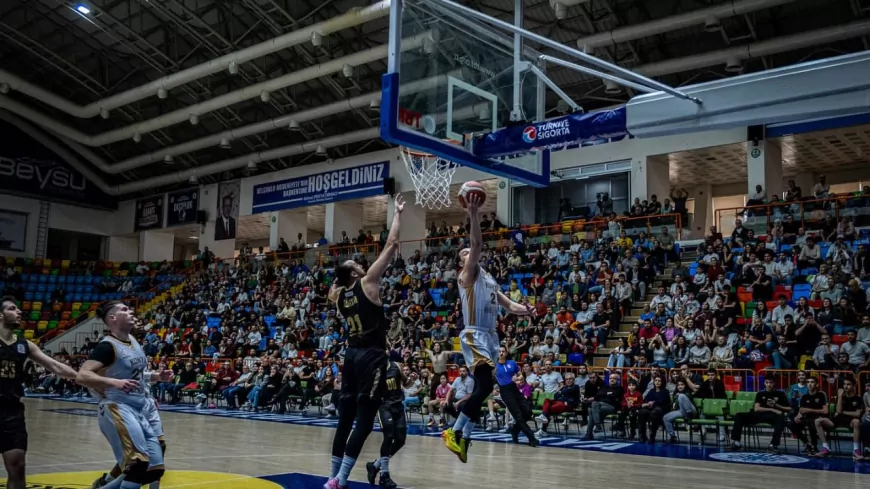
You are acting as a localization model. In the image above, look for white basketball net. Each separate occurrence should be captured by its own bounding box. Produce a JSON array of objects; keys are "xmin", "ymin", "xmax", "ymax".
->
[{"xmin": 400, "ymin": 148, "xmax": 458, "ymax": 210}]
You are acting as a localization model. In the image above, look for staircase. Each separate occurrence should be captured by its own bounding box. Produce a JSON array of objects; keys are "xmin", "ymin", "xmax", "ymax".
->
[
  {"xmin": 34, "ymin": 201, "xmax": 50, "ymax": 259},
  {"xmin": 592, "ymin": 246, "xmax": 701, "ymax": 366}
]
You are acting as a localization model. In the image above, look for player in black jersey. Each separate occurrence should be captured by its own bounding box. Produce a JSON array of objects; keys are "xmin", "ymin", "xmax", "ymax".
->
[
  {"xmin": 324, "ymin": 195, "xmax": 405, "ymax": 489},
  {"xmin": 814, "ymin": 377, "xmax": 864, "ymax": 460},
  {"xmin": 788, "ymin": 377, "xmax": 828, "ymax": 455},
  {"xmin": 0, "ymin": 296, "xmax": 78, "ymax": 489},
  {"xmin": 366, "ymin": 361, "xmax": 408, "ymax": 489}
]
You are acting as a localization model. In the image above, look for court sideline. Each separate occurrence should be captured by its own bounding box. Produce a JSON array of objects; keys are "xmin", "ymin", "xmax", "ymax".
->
[{"xmin": 2, "ymin": 398, "xmax": 868, "ymax": 489}]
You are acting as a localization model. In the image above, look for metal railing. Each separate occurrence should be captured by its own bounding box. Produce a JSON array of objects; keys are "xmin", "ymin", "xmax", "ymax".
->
[
  {"xmin": 714, "ymin": 193, "xmax": 870, "ymax": 238},
  {"xmin": 399, "ymin": 212, "xmax": 683, "ymax": 257}
]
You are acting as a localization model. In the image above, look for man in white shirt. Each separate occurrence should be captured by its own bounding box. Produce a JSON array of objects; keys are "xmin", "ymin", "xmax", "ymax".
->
[
  {"xmin": 770, "ymin": 295, "xmax": 795, "ymax": 332},
  {"xmin": 538, "ymin": 361, "xmax": 563, "ymax": 394},
  {"xmin": 649, "ymin": 287, "xmax": 673, "ymax": 311},
  {"xmin": 446, "ymin": 366, "xmax": 475, "ymax": 416},
  {"xmin": 540, "ymin": 336, "xmax": 560, "ymax": 358},
  {"xmin": 774, "ymin": 253, "xmax": 794, "ymax": 286}
]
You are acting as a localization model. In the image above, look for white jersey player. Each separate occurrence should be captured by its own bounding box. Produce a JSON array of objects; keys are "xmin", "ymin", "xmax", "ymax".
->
[
  {"xmin": 442, "ymin": 193, "xmax": 534, "ymax": 463},
  {"xmin": 77, "ymin": 302, "xmax": 171, "ymax": 489},
  {"xmin": 92, "ymin": 317, "xmax": 168, "ymax": 489}
]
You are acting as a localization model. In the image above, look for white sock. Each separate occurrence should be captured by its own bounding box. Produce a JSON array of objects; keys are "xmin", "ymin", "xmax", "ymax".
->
[
  {"xmin": 337, "ymin": 456, "xmax": 356, "ymax": 486},
  {"xmin": 823, "ymin": 443, "xmax": 830, "ymax": 450},
  {"xmin": 330, "ymin": 455, "xmax": 342, "ymax": 478},
  {"xmin": 379, "ymin": 456, "xmax": 389, "ymax": 474},
  {"xmin": 452, "ymin": 412, "xmax": 470, "ymax": 433},
  {"xmin": 854, "ymin": 442, "xmax": 861, "ymax": 451},
  {"xmin": 462, "ymin": 420, "xmax": 475, "ymax": 438}
]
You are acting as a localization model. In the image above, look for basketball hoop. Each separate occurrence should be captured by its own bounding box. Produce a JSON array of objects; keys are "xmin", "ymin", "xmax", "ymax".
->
[{"xmin": 400, "ymin": 147, "xmax": 459, "ymax": 210}]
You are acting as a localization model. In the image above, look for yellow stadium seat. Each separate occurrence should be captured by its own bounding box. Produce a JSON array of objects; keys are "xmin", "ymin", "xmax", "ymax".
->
[
  {"xmin": 61, "ymin": 260, "xmax": 70, "ymax": 269},
  {"xmin": 72, "ymin": 302, "xmax": 82, "ymax": 312},
  {"xmin": 37, "ymin": 320, "xmax": 48, "ymax": 330},
  {"xmin": 452, "ymin": 337, "xmax": 460, "ymax": 351},
  {"xmin": 88, "ymin": 310, "xmax": 96, "ymax": 318},
  {"xmin": 23, "ymin": 330, "xmax": 34, "ymax": 340},
  {"xmin": 31, "ymin": 302, "xmax": 42, "ymax": 312}
]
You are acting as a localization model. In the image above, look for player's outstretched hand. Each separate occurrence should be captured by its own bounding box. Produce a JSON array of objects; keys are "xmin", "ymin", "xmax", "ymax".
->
[
  {"xmin": 465, "ymin": 193, "xmax": 481, "ymax": 214},
  {"xmin": 395, "ymin": 194, "xmax": 405, "ymax": 214},
  {"xmin": 113, "ymin": 379, "xmax": 140, "ymax": 393}
]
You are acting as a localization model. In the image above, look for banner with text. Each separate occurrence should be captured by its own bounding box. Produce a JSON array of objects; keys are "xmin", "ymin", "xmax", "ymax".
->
[
  {"xmin": 472, "ymin": 108, "xmax": 627, "ymax": 158},
  {"xmin": 134, "ymin": 195, "xmax": 164, "ymax": 232},
  {"xmin": 166, "ymin": 189, "xmax": 199, "ymax": 227},
  {"xmin": 252, "ymin": 161, "xmax": 389, "ymax": 213},
  {"xmin": 0, "ymin": 122, "xmax": 117, "ymax": 209}
]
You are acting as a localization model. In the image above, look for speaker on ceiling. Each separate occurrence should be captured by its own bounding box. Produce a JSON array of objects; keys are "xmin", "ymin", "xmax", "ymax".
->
[
  {"xmin": 747, "ymin": 125, "xmax": 765, "ymax": 144},
  {"xmin": 383, "ymin": 177, "xmax": 396, "ymax": 196}
]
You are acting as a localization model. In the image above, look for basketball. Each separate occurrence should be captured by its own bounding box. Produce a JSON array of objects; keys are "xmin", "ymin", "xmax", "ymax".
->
[{"xmin": 458, "ymin": 181, "xmax": 487, "ymax": 208}]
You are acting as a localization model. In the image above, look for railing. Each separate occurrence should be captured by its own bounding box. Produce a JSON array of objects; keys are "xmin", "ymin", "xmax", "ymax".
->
[
  {"xmin": 761, "ymin": 368, "xmax": 857, "ymax": 402},
  {"xmin": 400, "ymin": 212, "xmax": 683, "ymax": 257},
  {"xmin": 714, "ymin": 193, "xmax": 870, "ymax": 238}
]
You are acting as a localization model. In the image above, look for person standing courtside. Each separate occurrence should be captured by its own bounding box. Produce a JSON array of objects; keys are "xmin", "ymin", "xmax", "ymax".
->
[
  {"xmin": 324, "ymin": 195, "xmax": 405, "ymax": 489},
  {"xmin": 494, "ymin": 347, "xmax": 538, "ymax": 446},
  {"xmin": 0, "ymin": 296, "xmax": 78, "ymax": 489}
]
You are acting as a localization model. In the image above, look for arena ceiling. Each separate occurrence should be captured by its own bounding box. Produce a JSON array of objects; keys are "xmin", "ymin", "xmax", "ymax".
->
[{"xmin": 0, "ymin": 0, "xmax": 867, "ymax": 200}]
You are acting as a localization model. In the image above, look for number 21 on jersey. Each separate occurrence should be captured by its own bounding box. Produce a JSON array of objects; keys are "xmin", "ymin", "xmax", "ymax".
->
[{"xmin": 346, "ymin": 314, "xmax": 364, "ymax": 335}]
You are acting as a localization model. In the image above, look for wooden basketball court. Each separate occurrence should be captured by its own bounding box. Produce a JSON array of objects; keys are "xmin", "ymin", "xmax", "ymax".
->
[{"xmin": 3, "ymin": 397, "xmax": 869, "ymax": 489}]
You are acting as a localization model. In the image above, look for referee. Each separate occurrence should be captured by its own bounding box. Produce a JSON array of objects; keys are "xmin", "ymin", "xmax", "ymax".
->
[{"xmin": 495, "ymin": 347, "xmax": 538, "ymax": 447}]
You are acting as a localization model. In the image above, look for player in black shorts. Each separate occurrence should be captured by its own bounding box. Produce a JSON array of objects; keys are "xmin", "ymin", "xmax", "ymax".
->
[
  {"xmin": 814, "ymin": 377, "xmax": 864, "ymax": 460},
  {"xmin": 366, "ymin": 360, "xmax": 408, "ymax": 489},
  {"xmin": 0, "ymin": 296, "xmax": 78, "ymax": 489},
  {"xmin": 787, "ymin": 377, "xmax": 828, "ymax": 455},
  {"xmin": 324, "ymin": 195, "xmax": 405, "ymax": 489}
]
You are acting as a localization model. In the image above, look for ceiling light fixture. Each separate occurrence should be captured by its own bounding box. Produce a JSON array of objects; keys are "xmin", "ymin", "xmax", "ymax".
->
[
  {"xmin": 219, "ymin": 138, "xmax": 231, "ymax": 149},
  {"xmin": 288, "ymin": 120, "xmax": 300, "ymax": 131},
  {"xmin": 315, "ymin": 145, "xmax": 327, "ymax": 156},
  {"xmin": 164, "ymin": 155, "xmax": 174, "ymax": 164},
  {"xmin": 604, "ymin": 80, "xmax": 622, "ymax": 95},
  {"xmin": 75, "ymin": 4, "xmax": 91, "ymax": 15}
]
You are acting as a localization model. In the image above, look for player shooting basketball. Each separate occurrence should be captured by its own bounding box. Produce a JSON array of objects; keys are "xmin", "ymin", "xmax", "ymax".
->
[{"xmin": 442, "ymin": 188, "xmax": 534, "ymax": 463}]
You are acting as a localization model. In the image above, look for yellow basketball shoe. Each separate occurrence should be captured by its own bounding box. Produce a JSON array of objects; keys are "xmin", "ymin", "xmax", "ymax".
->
[
  {"xmin": 458, "ymin": 437, "xmax": 472, "ymax": 463},
  {"xmin": 442, "ymin": 428, "xmax": 462, "ymax": 459}
]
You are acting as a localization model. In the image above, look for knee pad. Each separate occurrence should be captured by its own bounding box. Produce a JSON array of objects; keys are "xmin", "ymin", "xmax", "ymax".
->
[
  {"xmin": 124, "ymin": 460, "xmax": 150, "ymax": 484},
  {"xmin": 143, "ymin": 468, "xmax": 165, "ymax": 484}
]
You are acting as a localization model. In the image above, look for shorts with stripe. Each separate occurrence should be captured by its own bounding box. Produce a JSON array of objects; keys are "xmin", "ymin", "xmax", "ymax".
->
[
  {"xmin": 97, "ymin": 401, "xmax": 164, "ymax": 469},
  {"xmin": 143, "ymin": 397, "xmax": 164, "ymax": 439},
  {"xmin": 459, "ymin": 327, "xmax": 499, "ymax": 369}
]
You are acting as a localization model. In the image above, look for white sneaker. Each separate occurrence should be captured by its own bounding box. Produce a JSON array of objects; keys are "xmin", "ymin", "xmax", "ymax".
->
[
  {"xmin": 195, "ymin": 402, "xmax": 204, "ymax": 409},
  {"xmin": 486, "ymin": 413, "xmax": 496, "ymax": 422},
  {"xmin": 499, "ymin": 426, "xmax": 510, "ymax": 433},
  {"xmin": 536, "ymin": 414, "xmax": 548, "ymax": 423},
  {"xmin": 534, "ymin": 429, "xmax": 546, "ymax": 437},
  {"xmin": 561, "ymin": 419, "xmax": 570, "ymax": 427},
  {"xmin": 325, "ymin": 404, "xmax": 335, "ymax": 412}
]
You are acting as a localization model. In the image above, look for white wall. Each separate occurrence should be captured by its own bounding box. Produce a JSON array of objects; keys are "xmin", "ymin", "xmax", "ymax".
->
[
  {"xmin": 0, "ymin": 194, "xmax": 41, "ymax": 258},
  {"xmin": 0, "ymin": 193, "xmax": 136, "ymax": 259},
  {"xmin": 107, "ymin": 235, "xmax": 138, "ymax": 262}
]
